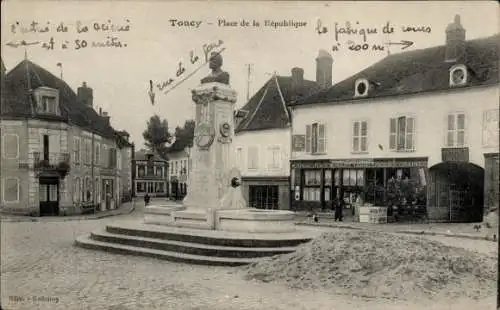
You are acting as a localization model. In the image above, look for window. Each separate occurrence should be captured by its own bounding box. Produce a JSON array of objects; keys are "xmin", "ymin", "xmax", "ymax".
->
[
  {"xmin": 136, "ymin": 181, "xmax": 146, "ymax": 193},
  {"xmin": 41, "ymin": 96, "xmax": 57, "ymax": 114},
  {"xmin": 85, "ymin": 177, "xmax": 92, "ymax": 202},
  {"xmin": 389, "ymin": 116, "xmax": 415, "ymax": 151},
  {"xmin": 49, "ymin": 184, "xmax": 58, "ymax": 202},
  {"xmin": 342, "ymin": 169, "xmax": 364, "ymax": 186},
  {"xmin": 235, "ymin": 147, "xmax": 243, "ymax": 168},
  {"xmin": 155, "ymin": 182, "xmax": 165, "ymax": 193},
  {"xmin": 449, "ymin": 65, "xmax": 467, "ymax": 87},
  {"xmin": 354, "ymin": 78, "xmax": 369, "ymax": 97},
  {"xmin": 482, "ymin": 109, "xmax": 499, "ymax": 147},
  {"xmin": 303, "ymin": 170, "xmax": 321, "ymax": 201},
  {"xmin": 156, "ymin": 166, "xmax": 163, "ymax": 177},
  {"xmin": 102, "ymin": 145, "xmax": 108, "ymax": 167},
  {"xmin": 86, "ymin": 140, "xmax": 92, "ymax": 164},
  {"xmin": 147, "ymin": 182, "xmax": 154, "ymax": 193},
  {"xmin": 447, "ymin": 113, "xmax": 466, "ymax": 147},
  {"xmin": 73, "ymin": 178, "xmax": 80, "ymax": 203},
  {"xmin": 267, "ymin": 146, "xmax": 281, "ymax": 169},
  {"xmin": 137, "ymin": 165, "xmax": 145, "ymax": 178},
  {"xmin": 73, "ymin": 137, "xmax": 81, "ymax": 163},
  {"xmin": 3, "ymin": 178, "xmax": 20, "ymax": 203},
  {"xmin": 306, "ymin": 123, "xmax": 326, "ymax": 154},
  {"xmin": 174, "ymin": 161, "xmax": 178, "ymax": 174},
  {"xmin": 2, "ymin": 134, "xmax": 19, "ymax": 159},
  {"xmin": 352, "ymin": 121, "xmax": 368, "ymax": 153},
  {"xmin": 248, "ymin": 146, "xmax": 259, "ymax": 170},
  {"xmin": 170, "ymin": 162, "xmax": 173, "ymax": 174},
  {"xmin": 95, "ymin": 142, "xmax": 101, "ymax": 164}
]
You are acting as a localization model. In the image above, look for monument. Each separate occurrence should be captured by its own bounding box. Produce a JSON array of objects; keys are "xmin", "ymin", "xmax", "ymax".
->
[
  {"xmin": 143, "ymin": 52, "xmax": 297, "ymax": 233},
  {"xmin": 75, "ymin": 52, "xmax": 314, "ymax": 267}
]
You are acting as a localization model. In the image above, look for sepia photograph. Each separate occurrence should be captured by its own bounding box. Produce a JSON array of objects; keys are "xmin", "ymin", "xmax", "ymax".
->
[{"xmin": 0, "ymin": 1, "xmax": 498, "ymax": 309}]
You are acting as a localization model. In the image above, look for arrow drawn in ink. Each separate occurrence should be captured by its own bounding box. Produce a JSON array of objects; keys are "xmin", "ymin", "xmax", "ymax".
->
[
  {"xmin": 385, "ymin": 40, "xmax": 414, "ymax": 50},
  {"xmin": 5, "ymin": 40, "xmax": 40, "ymax": 48}
]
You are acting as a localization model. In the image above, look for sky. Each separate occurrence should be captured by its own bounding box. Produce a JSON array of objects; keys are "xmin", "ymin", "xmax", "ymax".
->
[{"xmin": 1, "ymin": 1, "xmax": 498, "ymax": 148}]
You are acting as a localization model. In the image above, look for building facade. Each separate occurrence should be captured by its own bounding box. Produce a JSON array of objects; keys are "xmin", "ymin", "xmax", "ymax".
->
[
  {"xmin": 132, "ymin": 149, "xmax": 168, "ymax": 197},
  {"xmin": 289, "ymin": 16, "xmax": 499, "ymax": 222},
  {"xmin": 166, "ymin": 147, "xmax": 190, "ymax": 200},
  {"xmin": 0, "ymin": 59, "xmax": 134, "ymax": 216},
  {"xmin": 234, "ymin": 53, "xmax": 331, "ymax": 210}
]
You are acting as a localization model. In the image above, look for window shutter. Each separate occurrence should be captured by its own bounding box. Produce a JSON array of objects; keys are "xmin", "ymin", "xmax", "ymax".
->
[
  {"xmin": 397, "ymin": 116, "xmax": 406, "ymax": 150},
  {"xmin": 406, "ymin": 117, "xmax": 415, "ymax": 151},
  {"xmin": 389, "ymin": 118, "xmax": 397, "ymax": 150},
  {"xmin": 318, "ymin": 123, "xmax": 326, "ymax": 153},
  {"xmin": 305, "ymin": 124, "xmax": 312, "ymax": 153},
  {"xmin": 361, "ymin": 121, "xmax": 368, "ymax": 152}
]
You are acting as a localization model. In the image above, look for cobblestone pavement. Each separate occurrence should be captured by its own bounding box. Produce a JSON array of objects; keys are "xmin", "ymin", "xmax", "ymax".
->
[{"xmin": 1, "ymin": 206, "xmax": 495, "ymax": 310}]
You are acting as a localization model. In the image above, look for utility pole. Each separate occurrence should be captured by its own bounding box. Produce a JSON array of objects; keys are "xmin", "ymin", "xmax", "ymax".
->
[{"xmin": 246, "ymin": 64, "xmax": 253, "ymax": 101}]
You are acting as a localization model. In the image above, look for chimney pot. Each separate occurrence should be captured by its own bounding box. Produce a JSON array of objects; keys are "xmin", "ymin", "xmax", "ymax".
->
[
  {"xmin": 291, "ymin": 67, "xmax": 304, "ymax": 89},
  {"xmin": 316, "ymin": 49, "xmax": 333, "ymax": 89},
  {"xmin": 77, "ymin": 82, "xmax": 93, "ymax": 107}
]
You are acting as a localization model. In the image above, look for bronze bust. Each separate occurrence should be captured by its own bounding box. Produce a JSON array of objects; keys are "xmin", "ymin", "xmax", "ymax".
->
[{"xmin": 201, "ymin": 52, "xmax": 230, "ymax": 85}]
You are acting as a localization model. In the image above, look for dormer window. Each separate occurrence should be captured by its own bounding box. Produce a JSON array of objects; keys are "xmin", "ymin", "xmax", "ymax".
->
[
  {"xmin": 34, "ymin": 87, "xmax": 60, "ymax": 115},
  {"xmin": 449, "ymin": 65, "xmax": 467, "ymax": 87},
  {"xmin": 354, "ymin": 78, "xmax": 369, "ymax": 97},
  {"xmin": 42, "ymin": 96, "xmax": 57, "ymax": 113}
]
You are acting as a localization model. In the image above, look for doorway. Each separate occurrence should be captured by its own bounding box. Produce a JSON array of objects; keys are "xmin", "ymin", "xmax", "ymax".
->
[
  {"xmin": 39, "ymin": 177, "xmax": 59, "ymax": 216},
  {"xmin": 249, "ymin": 185, "xmax": 279, "ymax": 209}
]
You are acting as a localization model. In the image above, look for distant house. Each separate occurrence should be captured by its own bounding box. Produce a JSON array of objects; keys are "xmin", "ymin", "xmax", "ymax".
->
[
  {"xmin": 132, "ymin": 149, "xmax": 168, "ymax": 197},
  {"xmin": 233, "ymin": 51, "xmax": 332, "ymax": 209},
  {"xmin": 165, "ymin": 146, "xmax": 191, "ymax": 200},
  {"xmin": 0, "ymin": 58, "xmax": 134, "ymax": 216},
  {"xmin": 289, "ymin": 15, "xmax": 499, "ymax": 223}
]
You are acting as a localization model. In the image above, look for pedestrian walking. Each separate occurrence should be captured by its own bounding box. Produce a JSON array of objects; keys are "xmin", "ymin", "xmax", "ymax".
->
[{"xmin": 144, "ymin": 193, "xmax": 151, "ymax": 206}]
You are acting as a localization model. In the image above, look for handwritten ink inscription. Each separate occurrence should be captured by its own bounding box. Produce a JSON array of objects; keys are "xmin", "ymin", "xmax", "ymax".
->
[
  {"xmin": 156, "ymin": 39, "xmax": 225, "ymax": 94},
  {"xmin": 316, "ymin": 20, "xmax": 432, "ymax": 53},
  {"xmin": 5, "ymin": 19, "xmax": 132, "ymax": 51}
]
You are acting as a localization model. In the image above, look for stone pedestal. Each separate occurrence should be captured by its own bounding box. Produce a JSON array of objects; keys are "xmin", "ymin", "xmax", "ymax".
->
[
  {"xmin": 144, "ymin": 82, "xmax": 297, "ymax": 234},
  {"xmin": 181, "ymin": 83, "xmax": 237, "ymax": 211}
]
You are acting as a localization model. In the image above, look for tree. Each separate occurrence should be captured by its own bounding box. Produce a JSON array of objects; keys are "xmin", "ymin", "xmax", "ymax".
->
[
  {"xmin": 142, "ymin": 114, "xmax": 173, "ymax": 155},
  {"xmin": 167, "ymin": 119, "xmax": 195, "ymax": 152}
]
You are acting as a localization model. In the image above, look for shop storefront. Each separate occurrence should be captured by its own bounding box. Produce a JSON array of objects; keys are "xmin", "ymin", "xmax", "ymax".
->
[{"xmin": 290, "ymin": 157, "xmax": 428, "ymax": 216}]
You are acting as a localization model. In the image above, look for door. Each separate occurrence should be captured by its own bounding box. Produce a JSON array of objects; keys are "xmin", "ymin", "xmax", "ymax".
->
[
  {"xmin": 449, "ymin": 189, "xmax": 465, "ymax": 222},
  {"xmin": 102, "ymin": 179, "xmax": 114, "ymax": 210},
  {"xmin": 39, "ymin": 177, "xmax": 59, "ymax": 216},
  {"xmin": 249, "ymin": 185, "xmax": 279, "ymax": 209}
]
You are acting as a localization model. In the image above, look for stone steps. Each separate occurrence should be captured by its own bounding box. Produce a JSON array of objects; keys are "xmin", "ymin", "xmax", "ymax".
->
[
  {"xmin": 74, "ymin": 221, "xmax": 315, "ymax": 266},
  {"xmin": 75, "ymin": 235, "xmax": 259, "ymax": 266},
  {"xmin": 90, "ymin": 230, "xmax": 298, "ymax": 258},
  {"xmin": 105, "ymin": 223, "xmax": 312, "ymax": 248}
]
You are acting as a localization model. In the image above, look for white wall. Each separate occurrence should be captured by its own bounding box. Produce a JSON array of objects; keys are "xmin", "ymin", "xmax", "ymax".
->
[
  {"xmin": 291, "ymin": 85, "xmax": 499, "ymax": 168},
  {"xmin": 234, "ymin": 128, "xmax": 291, "ymax": 177}
]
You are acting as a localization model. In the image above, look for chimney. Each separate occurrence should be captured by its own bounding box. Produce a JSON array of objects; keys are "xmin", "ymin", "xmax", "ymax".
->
[
  {"xmin": 445, "ymin": 14, "xmax": 466, "ymax": 62},
  {"xmin": 291, "ymin": 67, "xmax": 304, "ymax": 90},
  {"xmin": 77, "ymin": 82, "xmax": 94, "ymax": 108},
  {"xmin": 101, "ymin": 111, "xmax": 110, "ymax": 125},
  {"xmin": 99, "ymin": 107, "xmax": 102, "ymax": 116},
  {"xmin": 316, "ymin": 49, "xmax": 333, "ymax": 89}
]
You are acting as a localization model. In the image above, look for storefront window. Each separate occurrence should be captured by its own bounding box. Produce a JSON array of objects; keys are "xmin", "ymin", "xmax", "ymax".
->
[{"xmin": 303, "ymin": 170, "xmax": 321, "ymax": 201}]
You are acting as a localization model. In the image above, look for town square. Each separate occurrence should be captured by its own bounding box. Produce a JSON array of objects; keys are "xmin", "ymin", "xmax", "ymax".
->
[{"xmin": 1, "ymin": 1, "xmax": 499, "ymax": 310}]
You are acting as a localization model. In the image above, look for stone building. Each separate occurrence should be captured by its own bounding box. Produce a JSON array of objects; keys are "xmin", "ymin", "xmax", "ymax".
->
[
  {"xmin": 132, "ymin": 149, "xmax": 168, "ymax": 197},
  {"xmin": 0, "ymin": 58, "xmax": 134, "ymax": 216},
  {"xmin": 289, "ymin": 15, "xmax": 499, "ymax": 222},
  {"xmin": 233, "ymin": 50, "xmax": 332, "ymax": 210}
]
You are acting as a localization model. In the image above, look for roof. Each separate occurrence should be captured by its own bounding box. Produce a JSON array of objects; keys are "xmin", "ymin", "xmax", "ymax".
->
[
  {"xmin": 1, "ymin": 59, "xmax": 133, "ymax": 147},
  {"xmin": 236, "ymin": 75, "xmax": 319, "ymax": 132},
  {"xmin": 134, "ymin": 149, "xmax": 166, "ymax": 162},
  {"xmin": 295, "ymin": 33, "xmax": 500, "ymax": 106}
]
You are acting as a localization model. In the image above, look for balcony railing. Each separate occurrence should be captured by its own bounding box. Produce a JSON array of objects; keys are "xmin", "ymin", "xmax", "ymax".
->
[{"xmin": 32, "ymin": 152, "xmax": 71, "ymax": 178}]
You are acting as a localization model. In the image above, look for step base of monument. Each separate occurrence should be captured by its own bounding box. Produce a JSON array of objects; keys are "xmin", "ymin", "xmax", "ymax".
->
[
  {"xmin": 74, "ymin": 220, "xmax": 317, "ymax": 266},
  {"xmin": 144, "ymin": 205, "xmax": 297, "ymax": 233}
]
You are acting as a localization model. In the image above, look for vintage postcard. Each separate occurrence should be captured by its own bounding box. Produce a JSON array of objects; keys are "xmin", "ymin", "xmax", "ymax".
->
[{"xmin": 0, "ymin": 1, "xmax": 498, "ymax": 310}]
